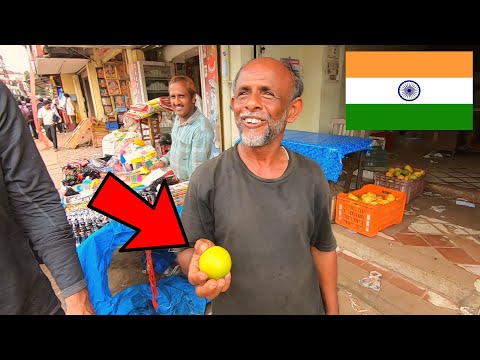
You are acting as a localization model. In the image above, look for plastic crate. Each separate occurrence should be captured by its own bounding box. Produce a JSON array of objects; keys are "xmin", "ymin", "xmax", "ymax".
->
[
  {"xmin": 335, "ymin": 184, "xmax": 406, "ymax": 237},
  {"xmin": 374, "ymin": 167, "xmax": 426, "ymax": 204},
  {"xmin": 369, "ymin": 131, "xmax": 395, "ymax": 151},
  {"xmin": 363, "ymin": 146, "xmax": 388, "ymax": 167},
  {"xmin": 106, "ymin": 121, "xmax": 119, "ymax": 130}
]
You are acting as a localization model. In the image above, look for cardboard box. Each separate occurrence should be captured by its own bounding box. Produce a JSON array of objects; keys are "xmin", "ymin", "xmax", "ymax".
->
[{"xmin": 330, "ymin": 195, "xmax": 337, "ymax": 223}]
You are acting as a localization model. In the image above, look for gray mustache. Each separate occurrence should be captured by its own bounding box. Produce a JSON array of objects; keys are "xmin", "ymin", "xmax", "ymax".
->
[{"xmin": 239, "ymin": 111, "xmax": 271, "ymax": 121}]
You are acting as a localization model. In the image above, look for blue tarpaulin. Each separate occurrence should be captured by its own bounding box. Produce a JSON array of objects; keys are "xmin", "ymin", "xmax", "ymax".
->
[
  {"xmin": 282, "ymin": 130, "xmax": 372, "ymax": 182},
  {"xmin": 76, "ymin": 205, "xmax": 208, "ymax": 315}
]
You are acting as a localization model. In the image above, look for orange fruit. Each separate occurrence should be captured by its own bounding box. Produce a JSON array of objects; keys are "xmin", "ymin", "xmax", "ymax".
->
[{"xmin": 199, "ymin": 246, "xmax": 232, "ymax": 280}]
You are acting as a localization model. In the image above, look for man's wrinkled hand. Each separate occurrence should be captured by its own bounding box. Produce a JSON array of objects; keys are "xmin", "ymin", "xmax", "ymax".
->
[{"xmin": 188, "ymin": 239, "xmax": 231, "ymax": 300}]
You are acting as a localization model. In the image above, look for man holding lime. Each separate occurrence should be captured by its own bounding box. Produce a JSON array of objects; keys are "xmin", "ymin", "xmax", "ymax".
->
[{"xmin": 178, "ymin": 58, "xmax": 339, "ymax": 315}]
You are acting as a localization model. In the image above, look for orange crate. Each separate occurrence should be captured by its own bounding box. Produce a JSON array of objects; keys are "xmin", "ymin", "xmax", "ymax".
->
[
  {"xmin": 335, "ymin": 184, "xmax": 406, "ymax": 237},
  {"xmin": 374, "ymin": 167, "xmax": 426, "ymax": 204}
]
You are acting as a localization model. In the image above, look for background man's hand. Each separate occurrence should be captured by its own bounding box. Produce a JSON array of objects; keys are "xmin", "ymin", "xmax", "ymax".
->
[
  {"xmin": 150, "ymin": 161, "xmax": 166, "ymax": 171},
  {"xmin": 188, "ymin": 239, "xmax": 231, "ymax": 300}
]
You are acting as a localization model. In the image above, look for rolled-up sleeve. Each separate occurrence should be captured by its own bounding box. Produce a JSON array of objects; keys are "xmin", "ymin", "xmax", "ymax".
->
[{"xmin": 0, "ymin": 83, "xmax": 86, "ymax": 297}]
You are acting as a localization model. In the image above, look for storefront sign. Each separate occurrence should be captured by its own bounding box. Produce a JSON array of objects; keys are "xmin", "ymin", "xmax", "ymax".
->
[
  {"xmin": 202, "ymin": 45, "xmax": 222, "ymax": 156},
  {"xmin": 129, "ymin": 62, "xmax": 142, "ymax": 105}
]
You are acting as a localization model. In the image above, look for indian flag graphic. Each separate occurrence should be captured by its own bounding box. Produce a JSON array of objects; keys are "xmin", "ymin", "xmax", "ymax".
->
[{"xmin": 346, "ymin": 51, "xmax": 473, "ymax": 130}]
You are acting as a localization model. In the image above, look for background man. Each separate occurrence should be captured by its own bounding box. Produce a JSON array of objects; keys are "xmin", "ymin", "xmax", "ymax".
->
[
  {"xmin": 37, "ymin": 99, "xmax": 59, "ymax": 151},
  {"xmin": 151, "ymin": 76, "xmax": 214, "ymax": 181}
]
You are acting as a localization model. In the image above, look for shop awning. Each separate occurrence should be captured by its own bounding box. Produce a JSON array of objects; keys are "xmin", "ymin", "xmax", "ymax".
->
[{"xmin": 36, "ymin": 57, "xmax": 90, "ymax": 75}]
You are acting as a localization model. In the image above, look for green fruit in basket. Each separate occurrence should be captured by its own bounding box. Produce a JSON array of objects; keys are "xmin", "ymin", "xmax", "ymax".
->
[{"xmin": 410, "ymin": 174, "xmax": 418, "ymax": 180}]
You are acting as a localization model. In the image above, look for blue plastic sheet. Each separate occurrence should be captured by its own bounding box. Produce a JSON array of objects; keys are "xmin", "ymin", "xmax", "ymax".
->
[
  {"xmin": 282, "ymin": 130, "xmax": 372, "ymax": 182},
  {"xmin": 76, "ymin": 205, "xmax": 208, "ymax": 315},
  {"xmin": 235, "ymin": 131, "xmax": 372, "ymax": 182}
]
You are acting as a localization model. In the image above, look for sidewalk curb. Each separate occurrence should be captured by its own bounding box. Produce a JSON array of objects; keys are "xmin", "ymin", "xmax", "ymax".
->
[
  {"xmin": 333, "ymin": 230, "xmax": 475, "ymax": 305},
  {"xmin": 425, "ymin": 182, "xmax": 480, "ymax": 204}
]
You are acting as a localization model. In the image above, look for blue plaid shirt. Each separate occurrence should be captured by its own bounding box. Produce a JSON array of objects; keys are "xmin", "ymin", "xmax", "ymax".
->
[{"xmin": 160, "ymin": 108, "xmax": 214, "ymax": 181}]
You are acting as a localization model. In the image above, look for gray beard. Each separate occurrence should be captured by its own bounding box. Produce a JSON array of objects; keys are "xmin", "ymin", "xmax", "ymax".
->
[{"xmin": 237, "ymin": 110, "xmax": 287, "ymax": 147}]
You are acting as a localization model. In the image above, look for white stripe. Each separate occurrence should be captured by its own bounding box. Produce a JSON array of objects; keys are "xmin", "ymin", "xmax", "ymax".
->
[{"xmin": 346, "ymin": 78, "xmax": 472, "ymax": 104}]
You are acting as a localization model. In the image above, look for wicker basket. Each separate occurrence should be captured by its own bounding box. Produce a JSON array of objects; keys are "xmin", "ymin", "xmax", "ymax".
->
[{"xmin": 374, "ymin": 167, "xmax": 426, "ymax": 204}]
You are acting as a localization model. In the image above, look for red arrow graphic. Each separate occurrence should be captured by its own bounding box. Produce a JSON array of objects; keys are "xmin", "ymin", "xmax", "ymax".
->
[{"xmin": 87, "ymin": 172, "xmax": 189, "ymax": 252}]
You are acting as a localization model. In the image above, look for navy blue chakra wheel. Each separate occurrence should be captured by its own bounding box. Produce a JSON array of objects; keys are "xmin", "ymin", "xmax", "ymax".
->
[{"xmin": 398, "ymin": 80, "xmax": 421, "ymax": 101}]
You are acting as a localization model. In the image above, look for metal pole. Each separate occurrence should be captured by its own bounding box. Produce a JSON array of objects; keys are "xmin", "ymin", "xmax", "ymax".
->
[{"xmin": 26, "ymin": 45, "xmax": 50, "ymax": 148}]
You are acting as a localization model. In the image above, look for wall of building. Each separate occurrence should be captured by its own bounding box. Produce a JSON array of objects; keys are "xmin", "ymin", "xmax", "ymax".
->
[
  {"xmin": 60, "ymin": 73, "xmax": 83, "ymax": 119},
  {"xmin": 221, "ymin": 45, "xmax": 255, "ymax": 148},
  {"xmin": 146, "ymin": 45, "xmax": 346, "ymax": 150},
  {"xmin": 86, "ymin": 61, "xmax": 103, "ymax": 119},
  {"xmin": 220, "ymin": 45, "xmax": 345, "ymax": 148},
  {"xmin": 318, "ymin": 45, "xmax": 345, "ymax": 133}
]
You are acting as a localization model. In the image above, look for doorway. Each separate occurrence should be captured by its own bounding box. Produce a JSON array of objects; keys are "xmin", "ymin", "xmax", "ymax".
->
[
  {"xmin": 80, "ymin": 71, "xmax": 95, "ymax": 118},
  {"xmin": 172, "ymin": 48, "xmax": 202, "ymax": 99}
]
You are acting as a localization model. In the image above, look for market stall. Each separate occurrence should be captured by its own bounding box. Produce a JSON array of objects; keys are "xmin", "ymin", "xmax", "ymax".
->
[{"xmin": 58, "ymin": 122, "xmax": 202, "ymax": 315}]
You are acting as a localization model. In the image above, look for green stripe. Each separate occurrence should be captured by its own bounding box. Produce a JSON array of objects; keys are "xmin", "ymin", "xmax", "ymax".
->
[{"xmin": 346, "ymin": 104, "xmax": 473, "ymax": 130}]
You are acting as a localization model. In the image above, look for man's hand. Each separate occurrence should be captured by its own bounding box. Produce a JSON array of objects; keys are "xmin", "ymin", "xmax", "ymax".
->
[
  {"xmin": 64, "ymin": 288, "xmax": 95, "ymax": 315},
  {"xmin": 188, "ymin": 239, "xmax": 231, "ymax": 300},
  {"xmin": 149, "ymin": 161, "xmax": 166, "ymax": 171}
]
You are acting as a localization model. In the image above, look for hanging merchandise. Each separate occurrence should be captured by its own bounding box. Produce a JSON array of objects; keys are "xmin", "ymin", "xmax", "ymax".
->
[{"xmin": 57, "ymin": 87, "xmax": 64, "ymax": 103}]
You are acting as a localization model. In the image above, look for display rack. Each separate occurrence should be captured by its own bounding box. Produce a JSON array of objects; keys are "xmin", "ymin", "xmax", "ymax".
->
[
  {"xmin": 133, "ymin": 61, "xmax": 175, "ymax": 103},
  {"xmin": 139, "ymin": 115, "xmax": 162, "ymax": 146}
]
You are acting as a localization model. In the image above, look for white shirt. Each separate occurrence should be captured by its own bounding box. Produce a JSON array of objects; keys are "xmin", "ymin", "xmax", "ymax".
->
[
  {"xmin": 65, "ymin": 98, "xmax": 75, "ymax": 116},
  {"xmin": 58, "ymin": 97, "xmax": 66, "ymax": 109},
  {"xmin": 38, "ymin": 107, "xmax": 55, "ymax": 125}
]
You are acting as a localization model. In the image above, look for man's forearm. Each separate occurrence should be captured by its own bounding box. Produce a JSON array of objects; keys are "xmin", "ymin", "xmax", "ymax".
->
[
  {"xmin": 311, "ymin": 247, "xmax": 339, "ymax": 314},
  {"xmin": 160, "ymin": 151, "xmax": 170, "ymax": 166}
]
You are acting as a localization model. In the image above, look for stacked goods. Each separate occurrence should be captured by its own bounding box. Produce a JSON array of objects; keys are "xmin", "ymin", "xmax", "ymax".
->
[
  {"xmin": 63, "ymin": 195, "xmax": 110, "ymax": 247},
  {"xmin": 374, "ymin": 164, "xmax": 426, "ymax": 204},
  {"xmin": 369, "ymin": 131, "xmax": 395, "ymax": 151},
  {"xmin": 363, "ymin": 145, "xmax": 388, "ymax": 167},
  {"xmin": 169, "ymin": 182, "xmax": 189, "ymax": 207},
  {"xmin": 138, "ymin": 181, "xmax": 188, "ymax": 208},
  {"xmin": 123, "ymin": 97, "xmax": 174, "ymax": 122},
  {"xmin": 335, "ymin": 184, "xmax": 406, "ymax": 237},
  {"xmin": 120, "ymin": 141, "xmax": 163, "ymax": 172}
]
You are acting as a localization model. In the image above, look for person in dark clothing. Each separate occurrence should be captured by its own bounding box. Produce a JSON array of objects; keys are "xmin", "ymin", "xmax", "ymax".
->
[
  {"xmin": 0, "ymin": 82, "xmax": 95, "ymax": 315},
  {"xmin": 37, "ymin": 97, "xmax": 44, "ymax": 110},
  {"xmin": 24, "ymin": 97, "xmax": 38, "ymax": 139}
]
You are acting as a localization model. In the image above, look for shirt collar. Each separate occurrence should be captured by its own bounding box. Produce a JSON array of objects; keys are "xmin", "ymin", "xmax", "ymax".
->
[{"xmin": 177, "ymin": 107, "xmax": 200, "ymax": 126}]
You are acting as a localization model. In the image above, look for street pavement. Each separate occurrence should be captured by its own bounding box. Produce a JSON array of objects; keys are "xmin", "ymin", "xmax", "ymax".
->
[{"xmin": 34, "ymin": 131, "xmax": 480, "ymax": 315}]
